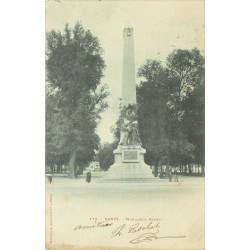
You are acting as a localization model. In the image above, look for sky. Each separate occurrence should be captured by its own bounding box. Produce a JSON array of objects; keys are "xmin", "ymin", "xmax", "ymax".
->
[{"xmin": 46, "ymin": 0, "xmax": 205, "ymax": 143}]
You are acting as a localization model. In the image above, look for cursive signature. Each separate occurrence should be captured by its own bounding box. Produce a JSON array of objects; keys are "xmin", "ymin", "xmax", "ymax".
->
[
  {"xmin": 112, "ymin": 222, "xmax": 160, "ymax": 238},
  {"xmin": 111, "ymin": 224, "xmax": 126, "ymax": 237},
  {"xmin": 129, "ymin": 222, "xmax": 160, "ymax": 233},
  {"xmin": 130, "ymin": 230, "xmax": 186, "ymax": 244},
  {"xmin": 111, "ymin": 222, "xmax": 185, "ymax": 244}
]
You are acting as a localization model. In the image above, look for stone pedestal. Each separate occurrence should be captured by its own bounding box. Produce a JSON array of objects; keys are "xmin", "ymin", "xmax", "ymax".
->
[{"xmin": 104, "ymin": 145, "xmax": 153, "ymax": 180}]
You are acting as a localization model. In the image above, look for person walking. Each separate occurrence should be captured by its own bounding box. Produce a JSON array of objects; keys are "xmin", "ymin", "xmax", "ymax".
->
[
  {"xmin": 47, "ymin": 173, "xmax": 53, "ymax": 184},
  {"xmin": 86, "ymin": 171, "xmax": 91, "ymax": 183}
]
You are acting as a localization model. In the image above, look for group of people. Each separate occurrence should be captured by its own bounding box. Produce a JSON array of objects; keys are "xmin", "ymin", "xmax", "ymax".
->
[
  {"xmin": 158, "ymin": 166, "xmax": 179, "ymax": 182},
  {"xmin": 46, "ymin": 171, "xmax": 92, "ymax": 184}
]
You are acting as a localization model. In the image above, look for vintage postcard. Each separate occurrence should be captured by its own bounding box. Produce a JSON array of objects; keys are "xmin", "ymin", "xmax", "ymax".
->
[{"xmin": 45, "ymin": 0, "xmax": 205, "ymax": 249}]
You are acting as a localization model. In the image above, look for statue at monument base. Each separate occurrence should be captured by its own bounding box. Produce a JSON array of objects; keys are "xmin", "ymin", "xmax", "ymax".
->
[
  {"xmin": 118, "ymin": 104, "xmax": 141, "ymax": 146},
  {"xmin": 102, "ymin": 105, "xmax": 154, "ymax": 181}
]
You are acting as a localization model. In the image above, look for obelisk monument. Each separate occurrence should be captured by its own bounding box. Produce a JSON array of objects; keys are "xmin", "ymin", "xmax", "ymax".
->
[
  {"xmin": 122, "ymin": 27, "xmax": 136, "ymax": 106},
  {"xmin": 104, "ymin": 27, "xmax": 153, "ymax": 180}
]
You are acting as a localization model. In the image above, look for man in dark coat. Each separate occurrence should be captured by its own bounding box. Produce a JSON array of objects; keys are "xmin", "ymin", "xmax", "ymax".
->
[{"xmin": 86, "ymin": 171, "xmax": 91, "ymax": 183}]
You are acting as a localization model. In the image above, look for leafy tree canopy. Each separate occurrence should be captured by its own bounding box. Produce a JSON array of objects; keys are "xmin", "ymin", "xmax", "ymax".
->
[
  {"xmin": 136, "ymin": 48, "xmax": 205, "ymax": 167},
  {"xmin": 97, "ymin": 142, "xmax": 117, "ymax": 171},
  {"xmin": 46, "ymin": 22, "xmax": 109, "ymax": 178}
]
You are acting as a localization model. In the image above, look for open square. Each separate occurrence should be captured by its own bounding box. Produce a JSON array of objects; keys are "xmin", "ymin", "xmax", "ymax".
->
[{"xmin": 46, "ymin": 175, "xmax": 204, "ymax": 250}]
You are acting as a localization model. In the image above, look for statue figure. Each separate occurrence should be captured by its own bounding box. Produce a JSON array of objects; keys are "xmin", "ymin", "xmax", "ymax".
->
[{"xmin": 119, "ymin": 106, "xmax": 141, "ymax": 146}]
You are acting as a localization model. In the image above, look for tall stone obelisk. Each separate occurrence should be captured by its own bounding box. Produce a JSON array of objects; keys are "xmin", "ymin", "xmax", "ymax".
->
[
  {"xmin": 122, "ymin": 27, "xmax": 136, "ymax": 106},
  {"xmin": 101, "ymin": 27, "xmax": 153, "ymax": 181}
]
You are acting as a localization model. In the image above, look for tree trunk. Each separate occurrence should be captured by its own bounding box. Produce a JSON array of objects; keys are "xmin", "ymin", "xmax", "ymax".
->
[
  {"xmin": 154, "ymin": 160, "xmax": 160, "ymax": 177},
  {"xmin": 68, "ymin": 151, "xmax": 77, "ymax": 179},
  {"xmin": 154, "ymin": 165, "xmax": 158, "ymax": 177},
  {"xmin": 188, "ymin": 164, "xmax": 192, "ymax": 174},
  {"xmin": 201, "ymin": 164, "xmax": 205, "ymax": 176}
]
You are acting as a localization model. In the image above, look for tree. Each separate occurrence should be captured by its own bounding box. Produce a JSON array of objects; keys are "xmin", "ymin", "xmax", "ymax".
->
[
  {"xmin": 97, "ymin": 142, "xmax": 117, "ymax": 171},
  {"xmin": 136, "ymin": 49, "xmax": 204, "ymax": 170},
  {"xmin": 46, "ymin": 22, "xmax": 109, "ymax": 178},
  {"xmin": 166, "ymin": 49, "xmax": 205, "ymax": 102},
  {"xmin": 181, "ymin": 79, "xmax": 205, "ymax": 173}
]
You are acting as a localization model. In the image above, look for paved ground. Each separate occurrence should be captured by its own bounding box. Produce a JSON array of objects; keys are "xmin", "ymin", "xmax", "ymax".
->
[{"xmin": 45, "ymin": 175, "xmax": 204, "ymax": 250}]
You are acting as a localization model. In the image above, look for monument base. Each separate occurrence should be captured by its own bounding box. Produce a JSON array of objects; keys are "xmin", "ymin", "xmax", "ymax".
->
[{"xmin": 102, "ymin": 145, "xmax": 154, "ymax": 181}]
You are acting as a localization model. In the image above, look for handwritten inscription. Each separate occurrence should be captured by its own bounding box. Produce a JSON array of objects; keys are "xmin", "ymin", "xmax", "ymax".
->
[
  {"xmin": 111, "ymin": 224, "xmax": 126, "ymax": 237},
  {"xmin": 74, "ymin": 220, "xmax": 186, "ymax": 245},
  {"xmin": 129, "ymin": 222, "xmax": 160, "ymax": 233},
  {"xmin": 74, "ymin": 221, "xmax": 113, "ymax": 230},
  {"xmin": 130, "ymin": 230, "xmax": 186, "ymax": 244},
  {"xmin": 111, "ymin": 222, "xmax": 186, "ymax": 244}
]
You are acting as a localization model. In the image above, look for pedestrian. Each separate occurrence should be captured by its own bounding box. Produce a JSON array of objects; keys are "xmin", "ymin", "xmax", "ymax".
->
[
  {"xmin": 86, "ymin": 171, "xmax": 91, "ymax": 183},
  {"xmin": 168, "ymin": 166, "xmax": 172, "ymax": 182},
  {"xmin": 174, "ymin": 167, "xmax": 178, "ymax": 182},
  {"xmin": 48, "ymin": 173, "xmax": 53, "ymax": 184}
]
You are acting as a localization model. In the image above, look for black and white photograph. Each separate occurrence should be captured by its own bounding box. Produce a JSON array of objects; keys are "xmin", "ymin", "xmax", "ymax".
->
[
  {"xmin": 45, "ymin": 1, "xmax": 205, "ymax": 249},
  {"xmin": 3, "ymin": 1, "xmax": 250, "ymax": 250}
]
